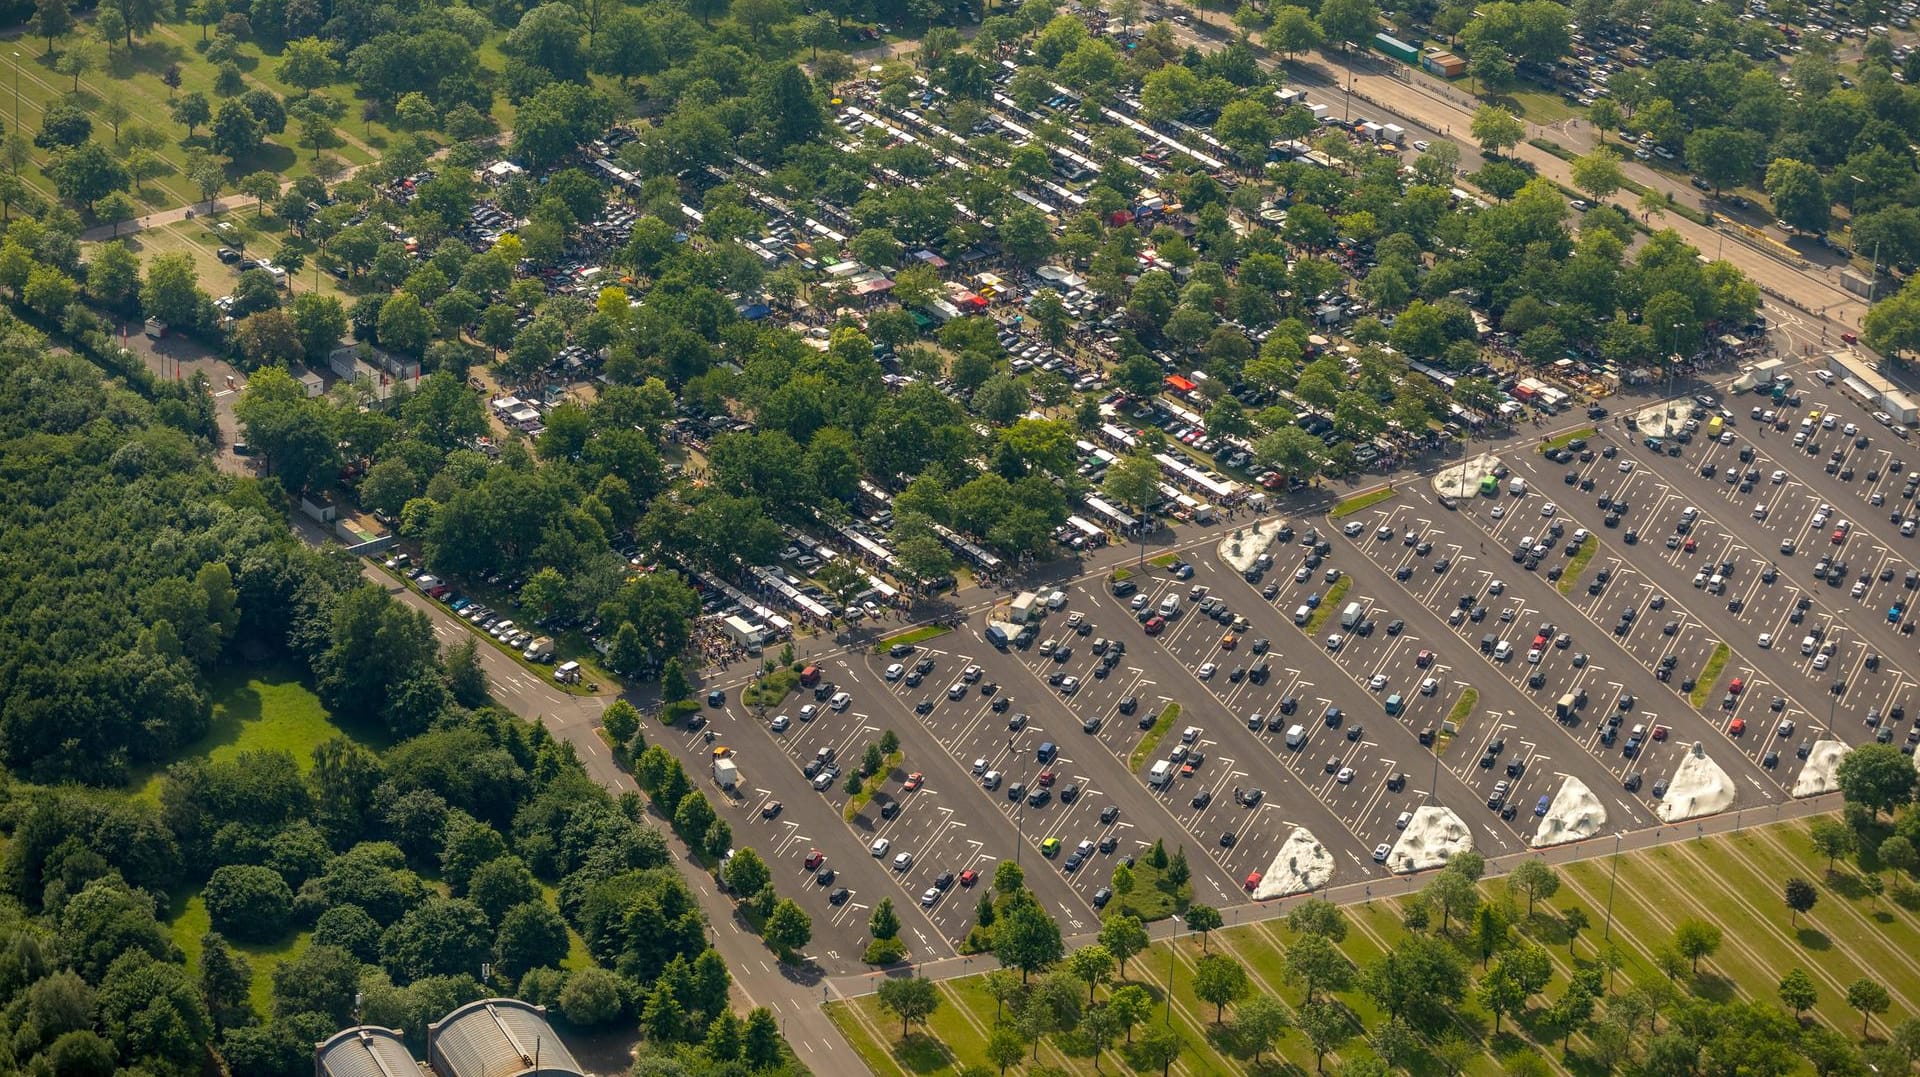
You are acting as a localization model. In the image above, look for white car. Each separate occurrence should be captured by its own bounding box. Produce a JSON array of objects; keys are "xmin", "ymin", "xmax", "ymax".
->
[
  {"xmin": 1420, "ymin": 677, "xmax": 1439, "ymax": 695},
  {"xmin": 1198, "ymin": 663, "xmax": 1218, "ymax": 680},
  {"xmin": 1813, "ymin": 653, "xmax": 1831, "ymax": 670},
  {"xmin": 830, "ymin": 691, "xmax": 852, "ymax": 711},
  {"xmin": 1373, "ymin": 842, "xmax": 1392, "ymax": 862},
  {"xmin": 771, "ymin": 714, "xmax": 792, "ymax": 732},
  {"xmin": 1326, "ymin": 633, "xmax": 1345, "ymax": 651},
  {"xmin": 1814, "ymin": 369, "xmax": 1835, "ymax": 384},
  {"xmin": 1853, "ymin": 580, "xmax": 1869, "ymax": 598},
  {"xmin": 1344, "ymin": 520, "xmax": 1366, "ymax": 536},
  {"xmin": 1491, "ymin": 505, "xmax": 1506, "ymax": 519},
  {"xmin": 1527, "ymin": 648, "xmax": 1543, "ymax": 664},
  {"xmin": 798, "ymin": 703, "xmax": 819, "ymax": 722},
  {"xmin": 871, "ymin": 838, "xmax": 891, "ymax": 857},
  {"xmin": 1844, "ymin": 422, "xmax": 1859, "ymax": 436},
  {"xmin": 1489, "ymin": 579, "xmax": 1506, "ymax": 595},
  {"xmin": 1771, "ymin": 470, "xmax": 1787, "ymax": 483},
  {"xmin": 921, "ymin": 887, "xmax": 939, "ymax": 906},
  {"xmin": 884, "ymin": 663, "xmax": 904, "ymax": 680},
  {"xmin": 1757, "ymin": 633, "xmax": 1772, "ymax": 649},
  {"xmin": 893, "ymin": 852, "xmax": 914, "ymax": 871},
  {"xmin": 1541, "ymin": 502, "xmax": 1557, "ymax": 517},
  {"xmin": 1368, "ymin": 673, "xmax": 1387, "ymax": 690},
  {"xmin": 1337, "ymin": 767, "xmax": 1355, "ymax": 784},
  {"xmin": 1619, "ymin": 459, "xmax": 1635, "ymax": 472},
  {"xmin": 1377, "ymin": 524, "xmax": 1395, "ymax": 540},
  {"xmin": 1412, "ymin": 139, "xmax": 1431, "ymax": 151}
]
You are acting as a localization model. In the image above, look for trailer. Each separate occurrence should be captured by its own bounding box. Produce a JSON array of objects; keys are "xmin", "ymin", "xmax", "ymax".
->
[
  {"xmin": 1381, "ymin": 123, "xmax": 1407, "ymax": 145},
  {"xmin": 1372, "ymin": 32, "xmax": 1420, "ymax": 64},
  {"xmin": 712, "ymin": 756, "xmax": 740, "ymax": 791}
]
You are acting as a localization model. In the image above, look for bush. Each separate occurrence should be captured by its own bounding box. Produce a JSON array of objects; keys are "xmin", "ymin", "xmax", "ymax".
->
[
  {"xmin": 864, "ymin": 937, "xmax": 908, "ymax": 965},
  {"xmin": 558, "ymin": 966, "xmax": 626, "ymax": 1026},
  {"xmin": 203, "ymin": 865, "xmax": 295, "ymax": 941}
]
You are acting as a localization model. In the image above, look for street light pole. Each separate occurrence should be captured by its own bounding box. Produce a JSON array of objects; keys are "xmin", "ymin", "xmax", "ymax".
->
[{"xmin": 1602, "ymin": 831, "xmax": 1622, "ymax": 940}]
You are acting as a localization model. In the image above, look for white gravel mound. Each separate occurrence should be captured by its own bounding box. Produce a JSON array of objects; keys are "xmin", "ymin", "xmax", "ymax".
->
[
  {"xmin": 1218, "ymin": 525, "xmax": 1277, "ymax": 575},
  {"xmin": 1793, "ymin": 739, "xmax": 1851, "ymax": 797},
  {"xmin": 1252, "ymin": 827, "xmax": 1334, "ymax": 899},
  {"xmin": 1433, "ymin": 453, "xmax": 1503, "ymax": 499},
  {"xmin": 1657, "ymin": 742, "xmax": 1736, "ymax": 822},
  {"xmin": 1531, "ymin": 776, "xmax": 1606, "ymax": 847},
  {"xmin": 1386, "ymin": 806, "xmax": 1472, "ymax": 873},
  {"xmin": 1634, "ymin": 403, "xmax": 1683, "ymax": 438}
]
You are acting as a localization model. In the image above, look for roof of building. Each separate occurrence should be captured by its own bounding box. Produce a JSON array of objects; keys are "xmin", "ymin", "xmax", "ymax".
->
[
  {"xmin": 427, "ymin": 1000, "xmax": 584, "ymax": 1077},
  {"xmin": 316, "ymin": 1027, "xmax": 425, "ymax": 1077}
]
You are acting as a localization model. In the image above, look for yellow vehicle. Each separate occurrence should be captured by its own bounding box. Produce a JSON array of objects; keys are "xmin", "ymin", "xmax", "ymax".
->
[
  {"xmin": 1706, "ymin": 416, "xmax": 1724, "ymax": 437},
  {"xmin": 1040, "ymin": 837, "xmax": 1062, "ymax": 858}
]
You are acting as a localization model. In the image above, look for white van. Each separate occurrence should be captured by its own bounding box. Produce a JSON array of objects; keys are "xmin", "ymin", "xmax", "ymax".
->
[
  {"xmin": 1493, "ymin": 640, "xmax": 1514, "ymax": 661},
  {"xmin": 1753, "ymin": 504, "xmax": 1768, "ymax": 520},
  {"xmin": 1159, "ymin": 593, "xmax": 1181, "ymax": 617},
  {"xmin": 1293, "ymin": 604, "xmax": 1311, "ymax": 625},
  {"xmin": 1707, "ymin": 574, "xmax": 1725, "ymax": 594},
  {"xmin": 1801, "ymin": 635, "xmax": 1817, "ymax": 655},
  {"xmin": 1509, "ymin": 477, "xmax": 1528, "ymax": 496},
  {"xmin": 1147, "ymin": 759, "xmax": 1174, "ymax": 786},
  {"xmin": 1285, "ymin": 724, "xmax": 1307, "ymax": 748}
]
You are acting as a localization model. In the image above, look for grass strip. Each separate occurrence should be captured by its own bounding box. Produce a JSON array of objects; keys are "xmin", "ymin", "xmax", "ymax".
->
[
  {"xmin": 1150, "ymin": 552, "xmax": 1180, "ymax": 567},
  {"xmin": 742, "ymin": 667, "xmax": 799, "ymax": 707},
  {"xmin": 1690, "ymin": 642, "xmax": 1732, "ymax": 709},
  {"xmin": 1329, "ymin": 486, "xmax": 1397, "ymax": 519},
  {"xmin": 1540, "ymin": 426, "xmax": 1598, "ymax": 452},
  {"xmin": 1302, "ymin": 575, "xmax": 1353, "ymax": 635},
  {"xmin": 844, "ymin": 750, "xmax": 904, "ymax": 821},
  {"xmin": 1559, "ymin": 535, "xmax": 1598, "ymax": 595},
  {"xmin": 1439, "ymin": 688, "xmax": 1479, "ymax": 755},
  {"xmin": 872, "ymin": 623, "xmax": 952, "ymax": 653},
  {"xmin": 1127, "ymin": 702, "xmax": 1182, "ymax": 772}
]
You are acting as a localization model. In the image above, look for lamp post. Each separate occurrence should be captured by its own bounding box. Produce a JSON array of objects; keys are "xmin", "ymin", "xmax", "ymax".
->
[
  {"xmin": 1602, "ymin": 831, "xmax": 1622, "ymax": 940},
  {"xmin": 11, "ymin": 53, "xmax": 20, "ymax": 129}
]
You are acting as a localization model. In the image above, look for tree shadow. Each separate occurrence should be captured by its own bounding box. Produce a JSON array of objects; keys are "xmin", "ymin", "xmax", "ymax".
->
[
  {"xmin": 1692, "ymin": 971, "xmax": 1737, "ymax": 1002},
  {"xmin": 229, "ymin": 141, "xmax": 296, "ymax": 177},
  {"xmin": 1794, "ymin": 927, "xmax": 1832, "ymax": 951},
  {"xmin": 887, "ymin": 1032, "xmax": 952, "ymax": 1074},
  {"xmin": 124, "ymin": 37, "xmax": 189, "ymax": 76}
]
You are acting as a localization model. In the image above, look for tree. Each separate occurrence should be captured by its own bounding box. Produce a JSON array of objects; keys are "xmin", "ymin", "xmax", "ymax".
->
[
  {"xmin": 1193, "ymin": 952, "xmax": 1249, "ymax": 1023},
  {"xmin": 1316, "ymin": 0, "xmax": 1377, "ymax": 46},
  {"xmin": 994, "ymin": 891, "xmax": 1063, "ymax": 982},
  {"xmin": 1778, "ymin": 966, "xmax": 1818, "ymax": 1018},
  {"xmin": 876, "ymin": 976, "xmax": 939, "ymax": 1039},
  {"xmin": 1570, "ymin": 148, "xmax": 1625, "ymax": 203},
  {"xmin": 1836, "ymin": 743, "xmax": 1916, "ymax": 817},
  {"xmin": 1810, "ymin": 819, "xmax": 1857, "ymax": 875},
  {"xmin": 1765, "ymin": 157, "xmax": 1829, "ymax": 233},
  {"xmin": 1185, "ymin": 904, "xmax": 1222, "ymax": 951},
  {"xmin": 495, "ymin": 902, "xmax": 570, "ymax": 979},
  {"xmin": 187, "ymin": 153, "xmax": 224, "ymax": 211},
  {"xmin": 870, "ymin": 897, "xmax": 901, "ymax": 941},
  {"xmin": 601, "ymin": 699, "xmax": 640, "ymax": 748},
  {"xmin": 1672, "ymin": 919, "xmax": 1722, "ymax": 974},
  {"xmin": 52, "ymin": 41, "xmax": 97, "ymax": 93},
  {"xmin": 1237, "ymin": 995, "xmax": 1293, "ymax": 1063},
  {"xmin": 1266, "ymin": 6, "xmax": 1323, "ymax": 55},
  {"xmin": 1847, "ymin": 977, "xmax": 1891, "ymax": 1036},
  {"xmin": 1137, "ymin": 1024, "xmax": 1180, "ymax": 1076},
  {"xmin": 1066, "ymin": 944, "xmax": 1115, "ymax": 1002},
  {"xmin": 1685, "ymin": 126, "xmax": 1764, "ymax": 196},
  {"xmin": 763, "ymin": 898, "xmax": 812, "ymax": 959},
  {"xmin": 1507, "ymin": 860, "xmax": 1560, "ymax": 918},
  {"xmin": 560, "ymin": 966, "xmax": 625, "ymax": 1026},
  {"xmin": 203, "ymin": 865, "xmax": 294, "ymax": 941},
  {"xmin": 1562, "ymin": 905, "xmax": 1591, "ymax": 955},
  {"xmin": 1296, "ymin": 998, "xmax": 1346, "ymax": 1072},
  {"xmin": 1098, "ymin": 914, "xmax": 1148, "ymax": 977},
  {"xmin": 34, "ymin": 0, "xmax": 72, "ymax": 52},
  {"xmin": 172, "ymin": 91, "xmax": 211, "ymax": 137},
  {"xmin": 1426, "ymin": 865, "xmax": 1480, "ymax": 934},
  {"xmin": 47, "ymin": 143, "xmax": 127, "ymax": 211},
  {"xmin": 1880, "ymin": 835, "xmax": 1918, "ymax": 875},
  {"xmin": 1471, "ymin": 105, "xmax": 1525, "ymax": 155},
  {"xmin": 280, "ymin": 37, "xmax": 339, "ymax": 92},
  {"xmin": 723, "ymin": 848, "xmax": 770, "ymax": 902},
  {"xmin": 1285, "ymin": 933, "xmax": 1353, "ymax": 1004},
  {"xmin": 142, "ymin": 252, "xmax": 205, "ymax": 329},
  {"xmin": 986, "ymin": 1026, "xmax": 1024, "ymax": 1074}
]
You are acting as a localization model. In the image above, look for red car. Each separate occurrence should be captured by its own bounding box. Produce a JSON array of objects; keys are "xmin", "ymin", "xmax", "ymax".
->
[
  {"xmin": 1245, "ymin": 870, "xmax": 1263, "ymax": 891},
  {"xmin": 1728, "ymin": 677, "xmax": 1744, "ymax": 695},
  {"xmin": 1144, "ymin": 616, "xmax": 1166, "ymax": 635},
  {"xmin": 903, "ymin": 772, "xmax": 925, "ymax": 792},
  {"xmin": 959, "ymin": 869, "xmax": 979, "ymax": 887},
  {"xmin": 804, "ymin": 849, "xmax": 825, "ymax": 870},
  {"xmin": 1037, "ymin": 769, "xmax": 1057, "ymax": 787},
  {"xmin": 1416, "ymin": 649, "xmax": 1434, "ymax": 667},
  {"xmin": 1728, "ymin": 717, "xmax": 1746, "ymax": 735}
]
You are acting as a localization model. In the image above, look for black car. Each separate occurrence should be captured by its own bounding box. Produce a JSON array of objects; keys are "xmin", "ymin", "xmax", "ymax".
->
[
  {"xmin": 1118, "ymin": 696, "xmax": 1138, "ymax": 714},
  {"xmin": 829, "ymin": 887, "xmax": 851, "ymax": 905},
  {"xmin": 1191, "ymin": 789, "xmax": 1212, "ymax": 809},
  {"xmin": 1082, "ymin": 716, "xmax": 1102, "ymax": 733},
  {"xmin": 1101, "ymin": 804, "xmax": 1121, "ymax": 824}
]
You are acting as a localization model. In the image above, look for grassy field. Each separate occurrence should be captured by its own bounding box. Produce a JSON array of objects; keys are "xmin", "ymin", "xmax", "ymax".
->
[
  {"xmin": 130, "ymin": 659, "xmax": 350, "ymax": 800},
  {"xmin": 828, "ymin": 813, "xmax": 1920, "ymax": 1076},
  {"xmin": 1127, "ymin": 702, "xmax": 1181, "ymax": 772},
  {"xmin": 3, "ymin": 22, "xmax": 407, "ymax": 219},
  {"xmin": 1540, "ymin": 427, "xmax": 1598, "ymax": 452},
  {"xmin": 876, "ymin": 624, "xmax": 954, "ymax": 652}
]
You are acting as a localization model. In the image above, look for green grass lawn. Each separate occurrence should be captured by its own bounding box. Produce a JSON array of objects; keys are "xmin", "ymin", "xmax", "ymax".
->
[
  {"xmin": 1126, "ymin": 702, "xmax": 1181, "ymax": 772},
  {"xmin": 1329, "ymin": 487, "xmax": 1397, "ymax": 519},
  {"xmin": 875, "ymin": 624, "xmax": 953, "ymax": 652},
  {"xmin": 1690, "ymin": 642, "xmax": 1731, "ymax": 709},
  {"xmin": 829, "ymin": 812, "xmax": 1920, "ymax": 1077},
  {"xmin": 1540, "ymin": 426, "xmax": 1598, "ymax": 452},
  {"xmin": 1302, "ymin": 575, "xmax": 1352, "ymax": 635},
  {"xmin": 169, "ymin": 891, "xmax": 312, "ymax": 1017},
  {"xmin": 1558, "ymin": 535, "xmax": 1597, "ymax": 595},
  {"xmin": 130, "ymin": 659, "xmax": 351, "ymax": 801}
]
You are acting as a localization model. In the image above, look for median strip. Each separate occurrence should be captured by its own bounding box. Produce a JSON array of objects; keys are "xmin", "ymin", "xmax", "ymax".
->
[
  {"xmin": 1302, "ymin": 576, "xmax": 1353, "ymax": 635},
  {"xmin": 1558, "ymin": 535, "xmax": 1598, "ymax": 595},
  {"xmin": 1539, "ymin": 426, "xmax": 1597, "ymax": 453},
  {"xmin": 1690, "ymin": 642, "xmax": 1732, "ymax": 709},
  {"xmin": 871, "ymin": 623, "xmax": 951, "ymax": 654},
  {"xmin": 1439, "ymin": 688, "xmax": 1478, "ymax": 755},
  {"xmin": 1128, "ymin": 702, "xmax": 1182, "ymax": 772},
  {"xmin": 1330, "ymin": 487, "xmax": 1396, "ymax": 519}
]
